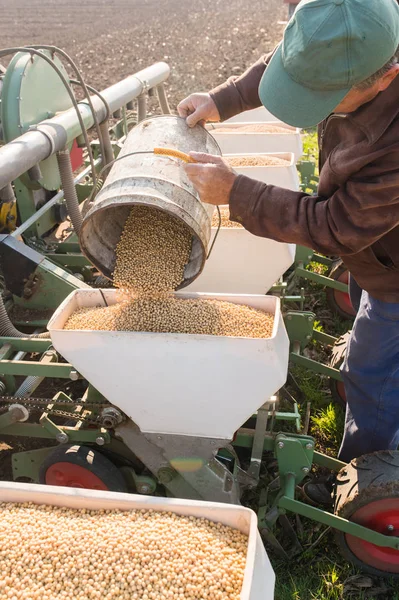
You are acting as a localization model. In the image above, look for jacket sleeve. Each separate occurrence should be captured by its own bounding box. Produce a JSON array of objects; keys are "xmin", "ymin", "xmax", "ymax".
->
[
  {"xmin": 229, "ymin": 156, "xmax": 399, "ymax": 256},
  {"xmin": 209, "ymin": 51, "xmax": 275, "ymax": 122}
]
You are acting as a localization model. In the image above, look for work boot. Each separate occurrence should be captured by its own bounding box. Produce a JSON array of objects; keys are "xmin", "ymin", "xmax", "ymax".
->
[{"xmin": 302, "ymin": 476, "xmax": 335, "ymax": 507}]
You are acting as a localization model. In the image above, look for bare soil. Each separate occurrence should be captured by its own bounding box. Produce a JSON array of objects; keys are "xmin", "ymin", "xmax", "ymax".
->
[{"xmin": 0, "ymin": 0, "xmax": 286, "ymax": 108}]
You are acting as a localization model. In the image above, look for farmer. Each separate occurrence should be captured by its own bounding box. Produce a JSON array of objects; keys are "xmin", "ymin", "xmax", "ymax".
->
[{"xmin": 178, "ymin": 0, "xmax": 399, "ymax": 503}]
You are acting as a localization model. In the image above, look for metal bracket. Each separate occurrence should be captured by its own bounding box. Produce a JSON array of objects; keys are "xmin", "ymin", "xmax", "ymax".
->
[
  {"xmin": 117, "ymin": 422, "xmax": 240, "ymax": 503},
  {"xmin": 275, "ymin": 433, "xmax": 315, "ymax": 486},
  {"xmin": 12, "ymin": 446, "xmax": 56, "ymax": 482},
  {"xmin": 285, "ymin": 311, "xmax": 315, "ymax": 350}
]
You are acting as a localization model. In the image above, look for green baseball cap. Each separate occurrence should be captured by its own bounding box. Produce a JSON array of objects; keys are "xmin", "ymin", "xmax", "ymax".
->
[{"xmin": 259, "ymin": 0, "xmax": 399, "ymax": 127}]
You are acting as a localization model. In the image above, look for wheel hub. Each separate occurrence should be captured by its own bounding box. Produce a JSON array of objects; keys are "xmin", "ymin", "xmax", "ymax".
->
[
  {"xmin": 45, "ymin": 462, "xmax": 110, "ymax": 491},
  {"xmin": 346, "ymin": 498, "xmax": 399, "ymax": 573}
]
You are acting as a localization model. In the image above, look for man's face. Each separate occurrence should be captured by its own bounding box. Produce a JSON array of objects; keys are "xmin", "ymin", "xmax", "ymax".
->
[
  {"xmin": 334, "ymin": 83, "xmax": 382, "ymax": 113},
  {"xmin": 333, "ymin": 63, "xmax": 399, "ymax": 114}
]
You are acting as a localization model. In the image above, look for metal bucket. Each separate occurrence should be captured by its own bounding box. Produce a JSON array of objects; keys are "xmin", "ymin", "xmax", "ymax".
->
[{"xmin": 79, "ymin": 116, "xmax": 221, "ymax": 287}]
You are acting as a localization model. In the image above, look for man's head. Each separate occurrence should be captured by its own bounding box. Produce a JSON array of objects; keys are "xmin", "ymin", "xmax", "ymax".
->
[
  {"xmin": 334, "ymin": 47, "xmax": 399, "ymax": 113},
  {"xmin": 259, "ymin": 0, "xmax": 399, "ymax": 127}
]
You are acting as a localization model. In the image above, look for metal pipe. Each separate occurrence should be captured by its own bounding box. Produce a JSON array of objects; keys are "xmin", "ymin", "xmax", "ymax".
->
[
  {"xmin": 11, "ymin": 158, "xmax": 101, "ymax": 237},
  {"xmin": 156, "ymin": 84, "xmax": 171, "ymax": 114},
  {"xmin": 56, "ymin": 149, "xmax": 83, "ymax": 234},
  {"xmin": 0, "ymin": 62, "xmax": 170, "ymax": 190},
  {"xmin": 0, "ymin": 294, "xmax": 49, "ymax": 339}
]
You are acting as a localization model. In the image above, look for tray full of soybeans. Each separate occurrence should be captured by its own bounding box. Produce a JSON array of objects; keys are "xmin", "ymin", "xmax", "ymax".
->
[
  {"xmin": 0, "ymin": 481, "xmax": 276, "ymax": 600},
  {"xmin": 224, "ymin": 152, "xmax": 300, "ymax": 190},
  {"xmin": 207, "ymin": 122, "xmax": 303, "ymax": 160}
]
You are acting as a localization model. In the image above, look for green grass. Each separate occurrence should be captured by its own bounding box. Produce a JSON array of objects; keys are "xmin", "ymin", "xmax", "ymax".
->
[
  {"xmin": 312, "ymin": 403, "xmax": 345, "ymax": 448},
  {"xmin": 302, "ymin": 128, "xmax": 319, "ymax": 162}
]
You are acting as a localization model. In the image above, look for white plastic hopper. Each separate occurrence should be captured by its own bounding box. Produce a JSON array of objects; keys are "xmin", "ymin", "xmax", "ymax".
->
[
  {"xmin": 0, "ymin": 482, "xmax": 275, "ymax": 600},
  {"xmin": 185, "ymin": 218, "xmax": 296, "ymax": 294},
  {"xmin": 185, "ymin": 151, "xmax": 298, "ymax": 294},
  {"xmin": 48, "ymin": 290, "xmax": 289, "ymax": 440},
  {"xmin": 224, "ymin": 152, "xmax": 300, "ymax": 190},
  {"xmin": 226, "ymin": 106, "xmax": 281, "ymax": 123},
  {"xmin": 207, "ymin": 122, "xmax": 303, "ymax": 160}
]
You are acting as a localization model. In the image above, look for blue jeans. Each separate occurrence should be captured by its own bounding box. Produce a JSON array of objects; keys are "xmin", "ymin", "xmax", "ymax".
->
[{"xmin": 338, "ymin": 277, "xmax": 399, "ymax": 462}]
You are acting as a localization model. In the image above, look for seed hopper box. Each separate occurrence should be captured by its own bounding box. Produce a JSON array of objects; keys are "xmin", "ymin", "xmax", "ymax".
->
[
  {"xmin": 185, "ymin": 216, "xmax": 296, "ymax": 294},
  {"xmin": 48, "ymin": 290, "xmax": 289, "ymax": 439},
  {"xmin": 224, "ymin": 152, "xmax": 300, "ymax": 191},
  {"xmin": 207, "ymin": 122, "xmax": 303, "ymax": 161},
  {"xmin": 0, "ymin": 481, "xmax": 275, "ymax": 600},
  {"xmin": 225, "ymin": 106, "xmax": 282, "ymax": 124}
]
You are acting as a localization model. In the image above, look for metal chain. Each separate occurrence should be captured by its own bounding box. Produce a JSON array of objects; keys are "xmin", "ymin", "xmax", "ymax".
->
[
  {"xmin": 0, "ymin": 395, "xmax": 109, "ymax": 407},
  {"xmin": 0, "ymin": 396, "xmax": 116, "ymax": 427}
]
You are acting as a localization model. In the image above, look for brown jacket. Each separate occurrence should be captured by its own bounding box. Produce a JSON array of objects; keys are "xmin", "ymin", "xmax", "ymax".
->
[{"xmin": 210, "ymin": 56, "xmax": 399, "ymax": 302}]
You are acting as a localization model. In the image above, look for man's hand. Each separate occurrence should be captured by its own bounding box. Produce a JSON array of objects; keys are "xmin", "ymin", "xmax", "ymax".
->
[
  {"xmin": 184, "ymin": 152, "xmax": 237, "ymax": 205},
  {"xmin": 177, "ymin": 93, "xmax": 220, "ymax": 128}
]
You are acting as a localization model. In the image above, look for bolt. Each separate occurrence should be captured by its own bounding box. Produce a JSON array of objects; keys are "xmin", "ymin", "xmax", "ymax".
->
[
  {"xmin": 387, "ymin": 524, "xmax": 395, "ymax": 532},
  {"xmin": 56, "ymin": 432, "xmax": 69, "ymax": 444},
  {"xmin": 305, "ymin": 443, "xmax": 313, "ymax": 450},
  {"xmin": 137, "ymin": 484, "xmax": 151, "ymax": 494},
  {"xmin": 306, "ymin": 335, "xmax": 312, "ymax": 340},
  {"xmin": 69, "ymin": 370, "xmax": 79, "ymax": 381},
  {"xmin": 302, "ymin": 467, "xmax": 310, "ymax": 474},
  {"xmin": 308, "ymin": 316, "xmax": 313, "ymax": 322},
  {"xmin": 157, "ymin": 468, "xmax": 175, "ymax": 484},
  {"xmin": 96, "ymin": 436, "xmax": 105, "ymax": 446},
  {"xmin": 278, "ymin": 442, "xmax": 285, "ymax": 449},
  {"xmin": 287, "ymin": 315, "xmax": 292, "ymax": 321}
]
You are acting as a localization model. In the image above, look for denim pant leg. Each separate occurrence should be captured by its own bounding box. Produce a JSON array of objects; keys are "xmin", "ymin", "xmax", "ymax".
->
[{"xmin": 338, "ymin": 290, "xmax": 399, "ymax": 463}]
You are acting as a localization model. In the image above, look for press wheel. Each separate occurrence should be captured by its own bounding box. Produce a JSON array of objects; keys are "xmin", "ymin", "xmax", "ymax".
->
[
  {"xmin": 326, "ymin": 260, "xmax": 356, "ymax": 319},
  {"xmin": 39, "ymin": 444, "xmax": 127, "ymax": 492},
  {"xmin": 335, "ymin": 451, "xmax": 399, "ymax": 577}
]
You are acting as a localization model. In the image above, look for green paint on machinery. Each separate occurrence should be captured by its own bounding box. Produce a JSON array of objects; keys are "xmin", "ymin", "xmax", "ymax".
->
[{"xmin": 0, "ymin": 47, "xmax": 397, "ymax": 579}]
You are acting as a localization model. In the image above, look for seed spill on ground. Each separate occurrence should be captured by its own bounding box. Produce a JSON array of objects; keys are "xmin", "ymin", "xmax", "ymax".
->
[{"xmin": 0, "ymin": 503, "xmax": 248, "ymax": 600}]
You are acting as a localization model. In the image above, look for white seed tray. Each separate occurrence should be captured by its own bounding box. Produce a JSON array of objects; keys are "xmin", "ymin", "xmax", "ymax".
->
[
  {"xmin": 225, "ymin": 106, "xmax": 281, "ymax": 123},
  {"xmin": 225, "ymin": 151, "xmax": 300, "ymax": 190},
  {"xmin": 185, "ymin": 216, "xmax": 295, "ymax": 294},
  {"xmin": 207, "ymin": 121, "xmax": 302, "ymax": 160},
  {"xmin": 0, "ymin": 481, "xmax": 275, "ymax": 600}
]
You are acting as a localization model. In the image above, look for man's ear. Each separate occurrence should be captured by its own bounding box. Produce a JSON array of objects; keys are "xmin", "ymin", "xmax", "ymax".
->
[{"xmin": 377, "ymin": 63, "xmax": 399, "ymax": 92}]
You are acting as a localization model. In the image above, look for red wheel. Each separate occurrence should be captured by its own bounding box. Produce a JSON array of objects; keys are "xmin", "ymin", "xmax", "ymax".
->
[
  {"xmin": 45, "ymin": 462, "xmax": 109, "ymax": 490},
  {"xmin": 326, "ymin": 261, "xmax": 356, "ymax": 319},
  {"xmin": 335, "ymin": 451, "xmax": 399, "ymax": 576},
  {"xmin": 39, "ymin": 445, "xmax": 127, "ymax": 492},
  {"xmin": 329, "ymin": 332, "xmax": 350, "ymax": 406},
  {"xmin": 346, "ymin": 499, "xmax": 399, "ymax": 573}
]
